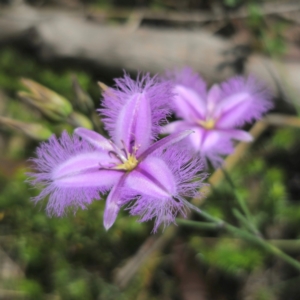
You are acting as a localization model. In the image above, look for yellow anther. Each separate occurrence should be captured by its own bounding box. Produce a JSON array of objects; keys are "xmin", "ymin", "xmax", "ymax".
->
[
  {"xmin": 197, "ymin": 119, "xmax": 215, "ymax": 130},
  {"xmin": 132, "ymin": 145, "xmax": 139, "ymax": 154},
  {"xmin": 115, "ymin": 154, "xmax": 138, "ymax": 171}
]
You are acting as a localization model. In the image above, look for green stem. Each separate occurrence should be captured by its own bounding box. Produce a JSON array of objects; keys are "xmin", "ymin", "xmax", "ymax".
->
[
  {"xmin": 221, "ymin": 168, "xmax": 259, "ymax": 235},
  {"xmin": 176, "ymin": 219, "xmax": 223, "ymax": 231},
  {"xmin": 233, "ymin": 209, "xmax": 262, "ymax": 238},
  {"xmin": 190, "ymin": 210, "xmax": 300, "ymax": 272},
  {"xmin": 221, "ymin": 168, "xmax": 252, "ymax": 220},
  {"xmin": 225, "ymin": 223, "xmax": 300, "ymax": 271}
]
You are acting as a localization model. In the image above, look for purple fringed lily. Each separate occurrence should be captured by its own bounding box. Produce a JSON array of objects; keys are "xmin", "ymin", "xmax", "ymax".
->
[
  {"xmin": 163, "ymin": 67, "xmax": 273, "ymax": 166},
  {"xmin": 28, "ymin": 74, "xmax": 206, "ymax": 232}
]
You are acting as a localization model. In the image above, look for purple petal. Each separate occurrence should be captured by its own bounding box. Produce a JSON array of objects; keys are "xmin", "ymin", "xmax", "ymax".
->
[
  {"xmin": 103, "ymin": 174, "xmax": 127, "ymax": 230},
  {"xmin": 197, "ymin": 130, "xmax": 235, "ymax": 167},
  {"xmin": 201, "ymin": 130, "xmax": 233, "ymax": 154},
  {"xmin": 220, "ymin": 129, "xmax": 253, "ymax": 142},
  {"xmin": 165, "ymin": 67, "xmax": 207, "ymax": 99},
  {"xmin": 100, "ymin": 73, "xmax": 172, "ymax": 146},
  {"xmin": 214, "ymin": 76, "xmax": 272, "ymax": 128},
  {"xmin": 125, "ymin": 146, "xmax": 206, "ymax": 232},
  {"xmin": 114, "ymin": 92, "xmax": 152, "ymax": 154},
  {"xmin": 165, "ymin": 67, "xmax": 207, "ymax": 120},
  {"xmin": 183, "ymin": 128, "xmax": 250, "ymax": 167},
  {"xmin": 172, "ymin": 85, "xmax": 206, "ymax": 120},
  {"xmin": 125, "ymin": 156, "xmax": 177, "ymax": 198},
  {"xmin": 161, "ymin": 120, "xmax": 192, "ymax": 134},
  {"xmin": 138, "ymin": 130, "xmax": 193, "ymax": 161},
  {"xmin": 74, "ymin": 128, "xmax": 114, "ymax": 151},
  {"xmin": 52, "ymin": 152, "xmax": 121, "ymax": 187},
  {"xmin": 28, "ymin": 131, "xmax": 122, "ymax": 216},
  {"xmin": 186, "ymin": 127, "xmax": 206, "ymax": 152},
  {"xmin": 206, "ymin": 84, "xmax": 222, "ymax": 115}
]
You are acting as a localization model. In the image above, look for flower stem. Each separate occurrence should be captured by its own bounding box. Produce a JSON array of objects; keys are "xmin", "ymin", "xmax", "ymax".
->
[
  {"xmin": 221, "ymin": 168, "xmax": 252, "ymax": 219},
  {"xmin": 189, "ymin": 210, "xmax": 300, "ymax": 272},
  {"xmin": 176, "ymin": 219, "xmax": 223, "ymax": 231},
  {"xmin": 221, "ymin": 168, "xmax": 260, "ymax": 235},
  {"xmin": 232, "ymin": 208, "xmax": 263, "ymax": 238}
]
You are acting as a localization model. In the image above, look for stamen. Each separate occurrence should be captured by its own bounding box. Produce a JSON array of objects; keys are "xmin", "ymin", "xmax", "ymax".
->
[
  {"xmin": 114, "ymin": 154, "xmax": 139, "ymax": 171},
  {"xmin": 121, "ymin": 148, "xmax": 128, "ymax": 159},
  {"xmin": 132, "ymin": 144, "xmax": 140, "ymax": 155},
  {"xmin": 102, "ymin": 140, "xmax": 140, "ymax": 172},
  {"xmin": 108, "ymin": 151, "xmax": 120, "ymax": 160},
  {"xmin": 120, "ymin": 140, "xmax": 130, "ymax": 159},
  {"xmin": 197, "ymin": 118, "xmax": 215, "ymax": 130},
  {"xmin": 110, "ymin": 140, "xmax": 126, "ymax": 162}
]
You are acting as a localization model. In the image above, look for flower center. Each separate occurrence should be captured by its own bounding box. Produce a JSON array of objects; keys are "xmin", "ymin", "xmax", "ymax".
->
[
  {"xmin": 197, "ymin": 118, "xmax": 215, "ymax": 130},
  {"xmin": 115, "ymin": 154, "xmax": 139, "ymax": 171}
]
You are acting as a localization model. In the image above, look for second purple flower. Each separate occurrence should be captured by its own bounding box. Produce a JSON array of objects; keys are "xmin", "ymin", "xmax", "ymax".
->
[{"xmin": 163, "ymin": 67, "xmax": 273, "ymax": 166}]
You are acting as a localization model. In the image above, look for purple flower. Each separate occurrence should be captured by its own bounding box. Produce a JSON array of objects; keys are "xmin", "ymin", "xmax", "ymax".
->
[
  {"xmin": 163, "ymin": 67, "xmax": 273, "ymax": 166},
  {"xmin": 28, "ymin": 74, "xmax": 206, "ymax": 232}
]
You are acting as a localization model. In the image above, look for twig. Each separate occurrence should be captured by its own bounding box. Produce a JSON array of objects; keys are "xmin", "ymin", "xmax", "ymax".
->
[
  {"xmin": 114, "ymin": 228, "xmax": 174, "ymax": 288},
  {"xmin": 0, "ymin": 290, "xmax": 26, "ymax": 299},
  {"xmin": 88, "ymin": 2, "xmax": 300, "ymax": 24}
]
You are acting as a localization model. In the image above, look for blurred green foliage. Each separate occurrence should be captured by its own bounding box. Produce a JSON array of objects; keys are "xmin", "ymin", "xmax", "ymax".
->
[
  {"xmin": 191, "ymin": 237, "xmax": 265, "ymax": 274},
  {"xmin": 246, "ymin": 2, "xmax": 287, "ymax": 57},
  {"xmin": 0, "ymin": 48, "xmax": 93, "ymax": 99}
]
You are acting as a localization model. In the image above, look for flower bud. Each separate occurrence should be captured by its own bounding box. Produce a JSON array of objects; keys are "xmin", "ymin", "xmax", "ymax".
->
[
  {"xmin": 67, "ymin": 112, "xmax": 93, "ymax": 129},
  {"xmin": 0, "ymin": 116, "xmax": 52, "ymax": 140},
  {"xmin": 18, "ymin": 78, "xmax": 73, "ymax": 122},
  {"xmin": 72, "ymin": 75, "xmax": 94, "ymax": 114},
  {"xmin": 97, "ymin": 81, "xmax": 109, "ymax": 93}
]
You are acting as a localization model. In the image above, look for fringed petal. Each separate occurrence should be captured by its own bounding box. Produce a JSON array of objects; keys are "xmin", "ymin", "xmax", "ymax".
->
[
  {"xmin": 103, "ymin": 174, "xmax": 128, "ymax": 230},
  {"xmin": 124, "ymin": 146, "xmax": 207, "ymax": 232},
  {"xmin": 28, "ymin": 131, "xmax": 122, "ymax": 216},
  {"xmin": 220, "ymin": 129, "xmax": 253, "ymax": 142},
  {"xmin": 74, "ymin": 127, "xmax": 114, "ymax": 151},
  {"xmin": 206, "ymin": 84, "xmax": 222, "ymax": 114},
  {"xmin": 172, "ymin": 85, "xmax": 206, "ymax": 120},
  {"xmin": 114, "ymin": 92, "xmax": 152, "ymax": 154},
  {"xmin": 214, "ymin": 76, "xmax": 272, "ymax": 128},
  {"xmin": 100, "ymin": 73, "xmax": 172, "ymax": 146},
  {"xmin": 125, "ymin": 156, "xmax": 177, "ymax": 198},
  {"xmin": 165, "ymin": 67, "xmax": 207, "ymax": 120},
  {"xmin": 138, "ymin": 130, "xmax": 193, "ymax": 161},
  {"xmin": 161, "ymin": 120, "xmax": 191, "ymax": 134}
]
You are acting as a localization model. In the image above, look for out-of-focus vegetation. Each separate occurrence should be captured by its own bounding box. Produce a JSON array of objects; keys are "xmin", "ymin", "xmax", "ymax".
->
[{"xmin": 1, "ymin": 0, "xmax": 300, "ymax": 299}]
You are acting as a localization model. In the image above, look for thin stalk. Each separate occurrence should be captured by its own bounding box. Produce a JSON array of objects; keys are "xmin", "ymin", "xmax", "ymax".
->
[
  {"xmin": 176, "ymin": 219, "xmax": 223, "ymax": 231},
  {"xmin": 221, "ymin": 168, "xmax": 252, "ymax": 221},
  {"xmin": 190, "ymin": 210, "xmax": 300, "ymax": 272},
  {"xmin": 232, "ymin": 209, "xmax": 262, "ymax": 238},
  {"xmin": 221, "ymin": 168, "xmax": 259, "ymax": 235},
  {"xmin": 225, "ymin": 223, "xmax": 300, "ymax": 272}
]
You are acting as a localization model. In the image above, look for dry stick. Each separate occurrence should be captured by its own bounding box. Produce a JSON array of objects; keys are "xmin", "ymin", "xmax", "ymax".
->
[
  {"xmin": 88, "ymin": 2, "xmax": 300, "ymax": 24},
  {"xmin": 114, "ymin": 113, "xmax": 300, "ymax": 289},
  {"xmin": 2, "ymin": 3, "xmax": 300, "ymax": 98}
]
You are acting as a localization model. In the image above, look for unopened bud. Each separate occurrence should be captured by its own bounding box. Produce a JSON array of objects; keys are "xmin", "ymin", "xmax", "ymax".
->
[
  {"xmin": 18, "ymin": 78, "xmax": 73, "ymax": 122},
  {"xmin": 98, "ymin": 81, "xmax": 109, "ymax": 93},
  {"xmin": 72, "ymin": 75, "xmax": 94, "ymax": 113},
  {"xmin": 67, "ymin": 112, "xmax": 93, "ymax": 129},
  {"xmin": 98, "ymin": 81, "xmax": 116, "ymax": 99},
  {"xmin": 0, "ymin": 116, "xmax": 52, "ymax": 140}
]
